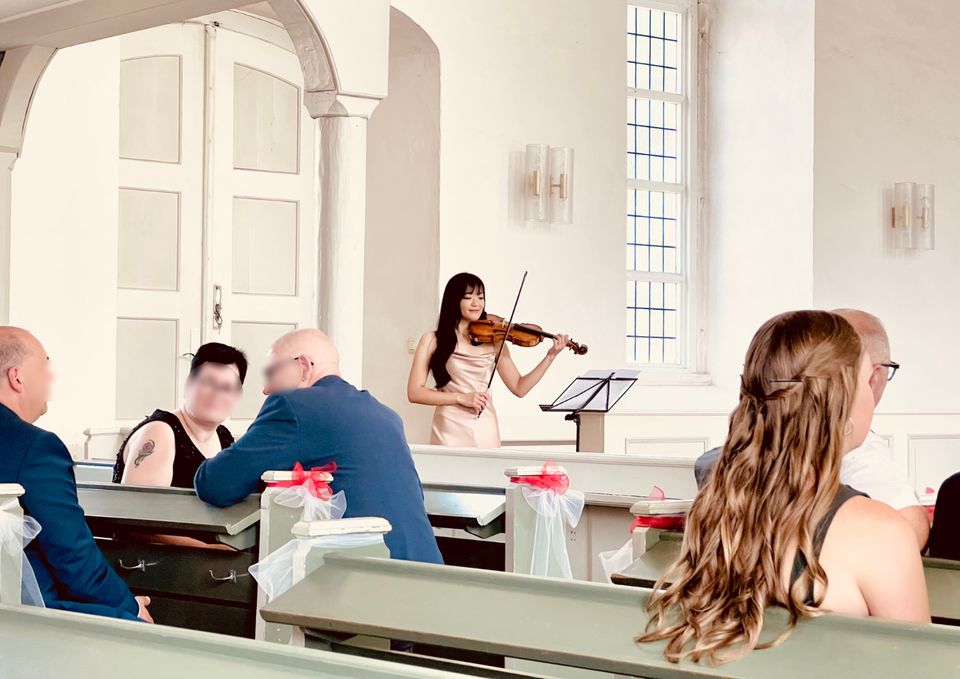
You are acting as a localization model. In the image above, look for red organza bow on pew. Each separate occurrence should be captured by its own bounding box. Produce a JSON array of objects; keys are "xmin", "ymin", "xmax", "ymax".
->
[
  {"xmin": 266, "ymin": 461, "xmax": 337, "ymax": 500},
  {"xmin": 509, "ymin": 461, "xmax": 570, "ymax": 495}
]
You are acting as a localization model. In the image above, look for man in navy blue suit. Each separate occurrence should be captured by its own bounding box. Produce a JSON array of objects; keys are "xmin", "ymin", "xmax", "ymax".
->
[
  {"xmin": 195, "ymin": 329, "xmax": 442, "ymax": 565},
  {"xmin": 0, "ymin": 327, "xmax": 151, "ymax": 621}
]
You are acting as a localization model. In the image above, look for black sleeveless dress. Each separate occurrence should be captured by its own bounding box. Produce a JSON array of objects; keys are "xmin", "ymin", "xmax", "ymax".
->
[
  {"xmin": 112, "ymin": 410, "xmax": 234, "ymax": 488},
  {"xmin": 790, "ymin": 484, "xmax": 867, "ymax": 604}
]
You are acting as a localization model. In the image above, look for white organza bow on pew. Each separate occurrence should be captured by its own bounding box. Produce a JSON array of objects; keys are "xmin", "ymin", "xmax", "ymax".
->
[
  {"xmin": 249, "ymin": 533, "xmax": 385, "ymax": 602},
  {"xmin": 250, "ymin": 462, "xmax": 369, "ymax": 603},
  {"xmin": 0, "ymin": 497, "xmax": 44, "ymax": 607},
  {"xmin": 510, "ymin": 462, "xmax": 585, "ymax": 580}
]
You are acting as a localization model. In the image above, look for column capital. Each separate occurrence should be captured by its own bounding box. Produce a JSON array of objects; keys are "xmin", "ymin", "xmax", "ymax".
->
[{"xmin": 304, "ymin": 91, "xmax": 382, "ymax": 120}]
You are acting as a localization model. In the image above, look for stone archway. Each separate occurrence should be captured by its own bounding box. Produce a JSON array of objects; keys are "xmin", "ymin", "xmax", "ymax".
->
[{"xmin": 0, "ymin": 0, "xmax": 391, "ymax": 383}]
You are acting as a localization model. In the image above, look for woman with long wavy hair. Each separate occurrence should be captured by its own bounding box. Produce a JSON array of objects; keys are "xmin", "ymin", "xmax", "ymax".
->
[
  {"xmin": 407, "ymin": 272, "xmax": 569, "ymax": 447},
  {"xmin": 639, "ymin": 310, "xmax": 929, "ymax": 664}
]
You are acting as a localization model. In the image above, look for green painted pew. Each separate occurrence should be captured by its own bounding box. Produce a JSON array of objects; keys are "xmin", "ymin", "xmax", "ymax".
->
[
  {"xmin": 612, "ymin": 530, "xmax": 960, "ymax": 625},
  {"xmin": 77, "ymin": 481, "xmax": 262, "ymax": 636},
  {"xmin": 260, "ymin": 548, "xmax": 960, "ymax": 678},
  {"xmin": 0, "ymin": 604, "xmax": 474, "ymax": 678}
]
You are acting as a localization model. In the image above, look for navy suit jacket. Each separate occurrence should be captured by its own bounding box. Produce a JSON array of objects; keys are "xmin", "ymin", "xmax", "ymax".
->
[
  {"xmin": 0, "ymin": 403, "xmax": 138, "ymax": 619},
  {"xmin": 195, "ymin": 376, "xmax": 442, "ymax": 564}
]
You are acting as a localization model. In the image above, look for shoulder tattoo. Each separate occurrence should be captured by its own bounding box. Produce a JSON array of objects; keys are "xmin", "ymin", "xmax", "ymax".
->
[{"xmin": 133, "ymin": 439, "xmax": 156, "ymax": 467}]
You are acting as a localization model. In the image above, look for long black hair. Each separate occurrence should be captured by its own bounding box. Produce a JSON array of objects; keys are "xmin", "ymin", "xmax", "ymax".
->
[{"xmin": 430, "ymin": 272, "xmax": 487, "ymax": 388}]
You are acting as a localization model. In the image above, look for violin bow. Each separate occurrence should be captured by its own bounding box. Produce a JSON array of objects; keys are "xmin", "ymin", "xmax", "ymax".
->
[{"xmin": 478, "ymin": 270, "xmax": 528, "ymax": 419}]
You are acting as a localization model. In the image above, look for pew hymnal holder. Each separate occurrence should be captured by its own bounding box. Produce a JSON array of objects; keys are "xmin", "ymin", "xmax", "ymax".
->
[{"xmin": 540, "ymin": 369, "xmax": 640, "ymax": 452}]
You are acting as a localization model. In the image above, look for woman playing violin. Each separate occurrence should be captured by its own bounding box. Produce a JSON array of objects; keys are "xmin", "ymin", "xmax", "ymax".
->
[{"xmin": 407, "ymin": 272, "xmax": 570, "ymax": 448}]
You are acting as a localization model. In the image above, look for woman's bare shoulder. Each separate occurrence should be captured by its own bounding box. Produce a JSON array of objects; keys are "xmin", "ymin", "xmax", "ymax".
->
[
  {"xmin": 836, "ymin": 495, "xmax": 916, "ymax": 546},
  {"xmin": 125, "ymin": 420, "xmax": 176, "ymax": 452}
]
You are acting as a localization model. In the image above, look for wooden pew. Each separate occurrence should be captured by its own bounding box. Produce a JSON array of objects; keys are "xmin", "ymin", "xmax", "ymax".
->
[
  {"xmin": 260, "ymin": 547, "xmax": 960, "ymax": 678},
  {"xmin": 76, "ymin": 481, "xmax": 262, "ymax": 637},
  {"xmin": 0, "ymin": 604, "xmax": 472, "ymax": 678},
  {"xmin": 256, "ymin": 474, "xmax": 394, "ymax": 644},
  {"xmin": 0, "ymin": 484, "xmax": 26, "ymax": 605},
  {"xmin": 73, "ymin": 460, "xmax": 113, "ymax": 484},
  {"xmin": 412, "ymin": 445, "xmax": 687, "ymax": 581},
  {"xmin": 409, "ymin": 444, "xmax": 697, "ymax": 498},
  {"xmin": 612, "ymin": 528, "xmax": 960, "ymax": 626}
]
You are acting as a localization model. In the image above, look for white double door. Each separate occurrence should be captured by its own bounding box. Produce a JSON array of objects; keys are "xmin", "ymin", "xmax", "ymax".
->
[{"xmin": 116, "ymin": 22, "xmax": 316, "ymax": 433}]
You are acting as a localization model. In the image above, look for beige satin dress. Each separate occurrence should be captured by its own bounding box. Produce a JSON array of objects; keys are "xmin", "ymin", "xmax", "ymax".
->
[{"xmin": 430, "ymin": 351, "xmax": 501, "ymax": 448}]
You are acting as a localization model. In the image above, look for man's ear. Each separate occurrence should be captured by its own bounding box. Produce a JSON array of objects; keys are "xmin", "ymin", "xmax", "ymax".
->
[{"xmin": 6, "ymin": 366, "xmax": 24, "ymax": 393}]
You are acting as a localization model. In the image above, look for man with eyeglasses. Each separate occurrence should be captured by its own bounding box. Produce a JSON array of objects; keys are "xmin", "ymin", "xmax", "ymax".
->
[
  {"xmin": 694, "ymin": 309, "xmax": 929, "ymax": 549},
  {"xmin": 832, "ymin": 309, "xmax": 928, "ymax": 549},
  {"xmin": 194, "ymin": 328, "xmax": 442, "ymax": 565}
]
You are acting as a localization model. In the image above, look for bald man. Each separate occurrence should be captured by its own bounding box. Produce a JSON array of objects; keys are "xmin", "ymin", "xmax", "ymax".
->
[
  {"xmin": 194, "ymin": 329, "xmax": 442, "ymax": 564},
  {"xmin": 0, "ymin": 327, "xmax": 150, "ymax": 621},
  {"xmin": 833, "ymin": 309, "xmax": 930, "ymax": 549}
]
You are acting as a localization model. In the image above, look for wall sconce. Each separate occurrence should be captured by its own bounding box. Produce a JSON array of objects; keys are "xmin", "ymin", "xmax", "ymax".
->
[
  {"xmin": 524, "ymin": 144, "xmax": 574, "ymax": 224},
  {"xmin": 892, "ymin": 182, "xmax": 935, "ymax": 250}
]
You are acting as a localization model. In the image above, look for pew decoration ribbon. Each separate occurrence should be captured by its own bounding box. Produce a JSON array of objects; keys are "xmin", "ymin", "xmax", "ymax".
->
[
  {"xmin": 0, "ymin": 498, "xmax": 45, "ymax": 607},
  {"xmin": 924, "ymin": 486, "xmax": 936, "ymax": 522},
  {"xmin": 509, "ymin": 462, "xmax": 584, "ymax": 580},
  {"xmin": 266, "ymin": 462, "xmax": 346, "ymax": 522},
  {"xmin": 630, "ymin": 486, "xmax": 686, "ymax": 531},
  {"xmin": 249, "ymin": 533, "xmax": 385, "ymax": 603},
  {"xmin": 597, "ymin": 486, "xmax": 685, "ymax": 583}
]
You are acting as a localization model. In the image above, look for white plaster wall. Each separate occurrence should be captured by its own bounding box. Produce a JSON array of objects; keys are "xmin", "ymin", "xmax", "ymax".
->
[
  {"xmin": 704, "ymin": 0, "xmax": 816, "ymax": 393},
  {"xmin": 364, "ymin": 7, "xmax": 441, "ymax": 443},
  {"xmin": 391, "ymin": 0, "xmax": 817, "ymax": 442},
  {"xmin": 812, "ymin": 0, "xmax": 960, "ymax": 414},
  {"xmin": 9, "ymin": 38, "xmax": 121, "ymax": 454}
]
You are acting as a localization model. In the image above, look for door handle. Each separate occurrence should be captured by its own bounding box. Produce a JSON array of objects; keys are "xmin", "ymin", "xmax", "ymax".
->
[
  {"xmin": 118, "ymin": 559, "xmax": 159, "ymax": 572},
  {"xmin": 208, "ymin": 569, "xmax": 249, "ymax": 584},
  {"xmin": 213, "ymin": 284, "xmax": 223, "ymax": 330}
]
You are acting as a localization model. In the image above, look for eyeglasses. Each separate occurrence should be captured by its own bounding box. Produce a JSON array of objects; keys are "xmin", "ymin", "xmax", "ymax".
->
[
  {"xmin": 263, "ymin": 355, "xmax": 315, "ymax": 380},
  {"xmin": 878, "ymin": 361, "xmax": 900, "ymax": 382}
]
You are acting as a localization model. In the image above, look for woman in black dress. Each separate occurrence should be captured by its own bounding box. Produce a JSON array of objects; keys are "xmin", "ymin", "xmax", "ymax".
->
[{"xmin": 113, "ymin": 343, "xmax": 247, "ymax": 488}]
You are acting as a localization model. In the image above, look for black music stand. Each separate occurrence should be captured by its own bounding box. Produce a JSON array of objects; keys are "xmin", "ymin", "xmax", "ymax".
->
[{"xmin": 540, "ymin": 370, "xmax": 640, "ymax": 451}]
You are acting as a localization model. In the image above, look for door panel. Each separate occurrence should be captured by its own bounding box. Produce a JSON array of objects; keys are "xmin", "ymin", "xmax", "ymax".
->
[
  {"xmin": 231, "ymin": 320, "xmax": 297, "ymax": 419},
  {"xmin": 115, "ymin": 24, "xmax": 205, "ymax": 424},
  {"xmin": 206, "ymin": 28, "xmax": 317, "ymax": 432},
  {"xmin": 116, "ymin": 317, "xmax": 179, "ymax": 419},
  {"xmin": 108, "ymin": 22, "xmax": 315, "ymax": 433}
]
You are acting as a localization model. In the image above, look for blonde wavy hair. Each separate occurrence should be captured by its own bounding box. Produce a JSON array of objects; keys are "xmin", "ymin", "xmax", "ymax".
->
[{"xmin": 638, "ymin": 310, "xmax": 863, "ymax": 664}]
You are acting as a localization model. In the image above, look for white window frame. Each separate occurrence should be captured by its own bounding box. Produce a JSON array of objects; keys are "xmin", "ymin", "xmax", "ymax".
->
[{"xmin": 626, "ymin": 0, "xmax": 707, "ymax": 383}]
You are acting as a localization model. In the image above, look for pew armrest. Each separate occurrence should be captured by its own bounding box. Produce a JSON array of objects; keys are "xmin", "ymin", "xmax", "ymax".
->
[
  {"xmin": 261, "ymin": 470, "xmax": 333, "ymax": 483},
  {"xmin": 291, "ymin": 518, "xmax": 392, "ymax": 538}
]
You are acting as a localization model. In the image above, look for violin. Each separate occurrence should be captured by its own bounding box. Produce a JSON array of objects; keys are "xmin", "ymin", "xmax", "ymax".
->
[{"xmin": 468, "ymin": 315, "xmax": 588, "ymax": 355}]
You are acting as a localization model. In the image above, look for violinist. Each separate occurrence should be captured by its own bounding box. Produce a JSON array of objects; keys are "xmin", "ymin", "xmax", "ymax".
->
[{"xmin": 407, "ymin": 272, "xmax": 571, "ymax": 448}]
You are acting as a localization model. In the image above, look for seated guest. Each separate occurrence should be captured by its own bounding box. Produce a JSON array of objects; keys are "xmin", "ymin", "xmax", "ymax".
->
[
  {"xmin": 639, "ymin": 311, "xmax": 928, "ymax": 664},
  {"xmin": 695, "ymin": 309, "xmax": 929, "ymax": 549},
  {"xmin": 194, "ymin": 329, "xmax": 442, "ymax": 564},
  {"xmin": 113, "ymin": 342, "xmax": 246, "ymax": 488},
  {"xmin": 928, "ymin": 473, "xmax": 960, "ymax": 559},
  {"xmin": 0, "ymin": 327, "xmax": 151, "ymax": 621},
  {"xmin": 834, "ymin": 309, "xmax": 929, "ymax": 548}
]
